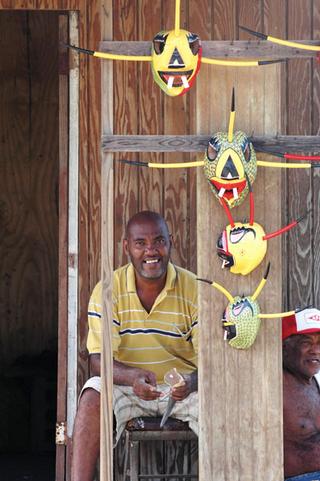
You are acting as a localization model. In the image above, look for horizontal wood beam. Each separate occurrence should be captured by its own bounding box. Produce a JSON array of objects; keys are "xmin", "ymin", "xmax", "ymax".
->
[
  {"xmin": 102, "ymin": 135, "xmax": 320, "ymax": 154},
  {"xmin": 98, "ymin": 40, "xmax": 319, "ymax": 59}
]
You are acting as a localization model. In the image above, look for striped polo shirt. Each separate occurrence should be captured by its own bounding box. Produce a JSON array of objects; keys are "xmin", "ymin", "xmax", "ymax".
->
[{"xmin": 87, "ymin": 262, "xmax": 198, "ymax": 382}]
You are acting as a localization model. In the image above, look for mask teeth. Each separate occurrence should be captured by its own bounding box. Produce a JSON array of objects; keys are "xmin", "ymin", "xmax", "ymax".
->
[
  {"xmin": 218, "ymin": 187, "xmax": 226, "ymax": 198},
  {"xmin": 167, "ymin": 76, "xmax": 175, "ymax": 89},
  {"xmin": 181, "ymin": 75, "xmax": 189, "ymax": 88},
  {"xmin": 232, "ymin": 187, "xmax": 239, "ymax": 199}
]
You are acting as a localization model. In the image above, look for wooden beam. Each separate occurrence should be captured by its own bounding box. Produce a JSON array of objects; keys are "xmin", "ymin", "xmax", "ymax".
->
[
  {"xmin": 102, "ymin": 134, "xmax": 320, "ymax": 153},
  {"xmin": 98, "ymin": 40, "xmax": 319, "ymax": 59},
  {"xmin": 197, "ymin": 65, "xmax": 283, "ymax": 481},
  {"xmin": 100, "ymin": 1, "xmax": 113, "ymax": 481}
]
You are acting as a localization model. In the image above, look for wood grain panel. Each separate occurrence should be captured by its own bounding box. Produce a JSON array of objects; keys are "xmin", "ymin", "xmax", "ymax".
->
[
  {"xmin": 0, "ymin": 0, "xmax": 82, "ymax": 9},
  {"xmin": 0, "ymin": 11, "xmax": 59, "ymax": 368},
  {"xmin": 113, "ymin": 0, "xmax": 139, "ymax": 268},
  {"xmin": 313, "ymin": 0, "xmax": 320, "ymax": 305},
  {"xmin": 238, "ymin": 0, "xmax": 262, "ymax": 35},
  {"xmin": 137, "ymin": 0, "xmax": 163, "ymax": 214},
  {"xmin": 98, "ymin": 39, "xmax": 319, "ymax": 58},
  {"xmin": 197, "ymin": 61, "xmax": 283, "ymax": 481},
  {"xmin": 102, "ymin": 134, "xmax": 320, "ymax": 152},
  {"xmin": 287, "ymin": 0, "xmax": 313, "ymax": 308},
  {"xmin": 162, "ymin": 0, "xmax": 192, "ymax": 270}
]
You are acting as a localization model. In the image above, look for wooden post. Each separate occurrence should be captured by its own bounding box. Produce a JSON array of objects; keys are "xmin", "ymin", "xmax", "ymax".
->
[
  {"xmin": 101, "ymin": 1, "xmax": 113, "ymax": 480},
  {"xmin": 197, "ymin": 65, "xmax": 284, "ymax": 481}
]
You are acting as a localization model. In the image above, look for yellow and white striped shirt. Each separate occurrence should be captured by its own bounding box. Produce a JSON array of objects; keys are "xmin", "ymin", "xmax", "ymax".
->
[{"xmin": 87, "ymin": 262, "xmax": 198, "ymax": 382}]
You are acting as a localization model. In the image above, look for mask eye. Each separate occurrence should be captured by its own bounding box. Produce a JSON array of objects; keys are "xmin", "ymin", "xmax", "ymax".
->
[
  {"xmin": 207, "ymin": 137, "xmax": 220, "ymax": 161},
  {"xmin": 243, "ymin": 141, "xmax": 251, "ymax": 162},
  {"xmin": 221, "ymin": 310, "xmax": 237, "ymax": 340},
  {"xmin": 188, "ymin": 33, "xmax": 200, "ymax": 55},
  {"xmin": 153, "ymin": 34, "xmax": 168, "ymax": 55}
]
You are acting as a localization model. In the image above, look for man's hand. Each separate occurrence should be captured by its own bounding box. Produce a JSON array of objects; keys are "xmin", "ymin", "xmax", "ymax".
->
[
  {"xmin": 132, "ymin": 371, "xmax": 162, "ymax": 400},
  {"xmin": 113, "ymin": 359, "xmax": 161, "ymax": 400},
  {"xmin": 171, "ymin": 371, "xmax": 198, "ymax": 401}
]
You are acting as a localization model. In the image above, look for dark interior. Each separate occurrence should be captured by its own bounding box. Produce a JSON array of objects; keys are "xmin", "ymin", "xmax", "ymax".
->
[{"xmin": 0, "ymin": 10, "xmax": 60, "ymax": 481}]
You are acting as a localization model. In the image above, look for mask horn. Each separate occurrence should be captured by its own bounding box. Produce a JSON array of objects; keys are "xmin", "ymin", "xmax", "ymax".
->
[
  {"xmin": 251, "ymin": 262, "xmax": 270, "ymax": 301},
  {"xmin": 228, "ymin": 88, "xmax": 236, "ymax": 142},
  {"xmin": 239, "ymin": 25, "xmax": 320, "ymax": 52},
  {"xmin": 119, "ymin": 159, "xmax": 205, "ymax": 169},
  {"xmin": 197, "ymin": 278, "xmax": 235, "ymax": 303},
  {"xmin": 263, "ymin": 211, "xmax": 308, "ymax": 241},
  {"xmin": 245, "ymin": 173, "xmax": 254, "ymax": 226},
  {"xmin": 259, "ymin": 310, "xmax": 295, "ymax": 319},
  {"xmin": 175, "ymin": 0, "xmax": 181, "ymax": 36},
  {"xmin": 220, "ymin": 198, "xmax": 235, "ymax": 228}
]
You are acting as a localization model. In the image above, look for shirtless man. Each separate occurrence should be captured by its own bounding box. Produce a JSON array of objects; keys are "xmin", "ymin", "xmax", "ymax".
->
[{"xmin": 283, "ymin": 307, "xmax": 320, "ymax": 481}]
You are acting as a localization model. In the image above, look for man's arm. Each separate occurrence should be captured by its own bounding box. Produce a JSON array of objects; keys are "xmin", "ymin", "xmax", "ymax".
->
[
  {"xmin": 114, "ymin": 359, "xmax": 162, "ymax": 400},
  {"xmin": 171, "ymin": 370, "xmax": 198, "ymax": 401},
  {"xmin": 89, "ymin": 353, "xmax": 101, "ymax": 377},
  {"xmin": 90, "ymin": 354, "xmax": 161, "ymax": 401}
]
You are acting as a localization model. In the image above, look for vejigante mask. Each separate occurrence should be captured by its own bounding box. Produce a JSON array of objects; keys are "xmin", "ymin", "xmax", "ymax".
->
[
  {"xmin": 66, "ymin": 0, "xmax": 283, "ymax": 97},
  {"xmin": 217, "ymin": 184, "xmax": 307, "ymax": 276},
  {"xmin": 197, "ymin": 264, "xmax": 296, "ymax": 349},
  {"xmin": 120, "ymin": 89, "xmax": 320, "ymax": 205}
]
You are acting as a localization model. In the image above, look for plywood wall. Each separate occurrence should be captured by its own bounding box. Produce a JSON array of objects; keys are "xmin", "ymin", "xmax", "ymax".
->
[
  {"xmin": 111, "ymin": 0, "xmax": 320, "ymax": 316},
  {"xmin": 0, "ymin": 11, "xmax": 59, "ymax": 367}
]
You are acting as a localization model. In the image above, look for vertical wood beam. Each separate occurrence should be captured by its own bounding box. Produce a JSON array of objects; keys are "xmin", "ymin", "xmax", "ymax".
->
[
  {"xmin": 56, "ymin": 14, "xmax": 69, "ymax": 481},
  {"xmin": 101, "ymin": 1, "xmax": 113, "ymax": 480},
  {"xmin": 197, "ymin": 65, "xmax": 283, "ymax": 481}
]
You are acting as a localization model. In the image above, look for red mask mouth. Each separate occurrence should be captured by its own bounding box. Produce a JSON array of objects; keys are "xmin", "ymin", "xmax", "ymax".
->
[
  {"xmin": 158, "ymin": 70, "xmax": 193, "ymax": 87},
  {"xmin": 210, "ymin": 178, "xmax": 247, "ymax": 202}
]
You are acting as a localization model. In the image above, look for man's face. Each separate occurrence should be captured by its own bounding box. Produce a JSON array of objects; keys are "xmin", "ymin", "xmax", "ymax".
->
[
  {"xmin": 283, "ymin": 333, "xmax": 320, "ymax": 379},
  {"xmin": 124, "ymin": 219, "xmax": 172, "ymax": 281}
]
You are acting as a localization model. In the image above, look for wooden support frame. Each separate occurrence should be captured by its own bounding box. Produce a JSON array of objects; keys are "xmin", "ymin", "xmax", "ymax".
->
[
  {"xmin": 102, "ymin": 134, "xmax": 320, "ymax": 153},
  {"xmin": 67, "ymin": 10, "xmax": 80, "ymax": 441},
  {"xmin": 98, "ymin": 40, "xmax": 320, "ymax": 59}
]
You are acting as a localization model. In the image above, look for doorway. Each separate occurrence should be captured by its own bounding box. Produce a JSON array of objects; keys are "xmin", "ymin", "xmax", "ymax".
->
[{"xmin": 0, "ymin": 10, "xmax": 63, "ymax": 480}]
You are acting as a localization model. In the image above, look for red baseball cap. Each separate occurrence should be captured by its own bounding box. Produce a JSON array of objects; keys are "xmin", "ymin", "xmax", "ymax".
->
[{"xmin": 282, "ymin": 308, "xmax": 320, "ymax": 340}]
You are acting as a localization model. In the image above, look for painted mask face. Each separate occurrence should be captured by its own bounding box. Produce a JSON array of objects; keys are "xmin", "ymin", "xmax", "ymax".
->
[
  {"xmin": 151, "ymin": 29, "xmax": 202, "ymax": 97},
  {"xmin": 204, "ymin": 132, "xmax": 257, "ymax": 208},
  {"xmin": 217, "ymin": 221, "xmax": 267, "ymax": 276},
  {"xmin": 223, "ymin": 296, "xmax": 261, "ymax": 349}
]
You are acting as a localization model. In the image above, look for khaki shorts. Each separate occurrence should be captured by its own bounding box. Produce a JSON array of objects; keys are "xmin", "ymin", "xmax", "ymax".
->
[{"xmin": 79, "ymin": 376, "xmax": 198, "ymax": 445}]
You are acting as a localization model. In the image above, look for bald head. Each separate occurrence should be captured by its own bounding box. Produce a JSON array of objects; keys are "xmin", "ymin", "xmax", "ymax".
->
[{"xmin": 125, "ymin": 211, "xmax": 169, "ymax": 239}]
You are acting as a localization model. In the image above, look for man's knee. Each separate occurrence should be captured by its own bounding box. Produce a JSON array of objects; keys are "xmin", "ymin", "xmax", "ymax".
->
[{"xmin": 78, "ymin": 388, "xmax": 100, "ymax": 416}]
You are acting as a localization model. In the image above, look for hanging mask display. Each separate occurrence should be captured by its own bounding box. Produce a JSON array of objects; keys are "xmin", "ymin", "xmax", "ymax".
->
[
  {"xmin": 197, "ymin": 264, "xmax": 296, "ymax": 349},
  {"xmin": 120, "ymin": 88, "xmax": 320, "ymax": 204},
  {"xmin": 66, "ymin": 0, "xmax": 284, "ymax": 97},
  {"xmin": 217, "ymin": 184, "xmax": 307, "ymax": 276}
]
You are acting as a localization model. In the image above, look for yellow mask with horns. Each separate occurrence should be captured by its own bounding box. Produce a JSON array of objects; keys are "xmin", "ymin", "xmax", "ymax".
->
[
  {"xmin": 67, "ymin": 0, "xmax": 286, "ymax": 97},
  {"xmin": 151, "ymin": 29, "xmax": 202, "ymax": 96}
]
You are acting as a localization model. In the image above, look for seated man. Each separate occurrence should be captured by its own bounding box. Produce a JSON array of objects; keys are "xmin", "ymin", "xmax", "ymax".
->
[
  {"xmin": 72, "ymin": 210, "xmax": 198, "ymax": 481},
  {"xmin": 283, "ymin": 308, "xmax": 320, "ymax": 481}
]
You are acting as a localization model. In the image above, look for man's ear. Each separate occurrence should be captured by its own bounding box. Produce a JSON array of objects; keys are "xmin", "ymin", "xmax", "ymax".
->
[
  {"xmin": 169, "ymin": 234, "xmax": 173, "ymax": 247},
  {"xmin": 123, "ymin": 238, "xmax": 129, "ymax": 256}
]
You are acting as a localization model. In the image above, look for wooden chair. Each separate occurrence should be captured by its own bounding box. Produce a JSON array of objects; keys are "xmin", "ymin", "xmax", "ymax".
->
[{"xmin": 121, "ymin": 417, "xmax": 198, "ymax": 481}]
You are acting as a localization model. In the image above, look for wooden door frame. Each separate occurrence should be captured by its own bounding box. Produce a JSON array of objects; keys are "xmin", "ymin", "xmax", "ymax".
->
[{"xmin": 57, "ymin": 11, "xmax": 80, "ymax": 481}]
